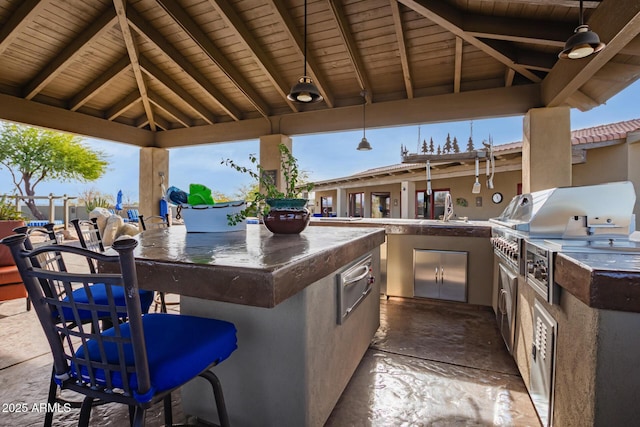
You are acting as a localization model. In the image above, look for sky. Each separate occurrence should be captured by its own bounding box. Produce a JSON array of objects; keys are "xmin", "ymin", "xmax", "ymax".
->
[{"xmin": 1, "ymin": 79, "xmax": 640, "ymax": 205}]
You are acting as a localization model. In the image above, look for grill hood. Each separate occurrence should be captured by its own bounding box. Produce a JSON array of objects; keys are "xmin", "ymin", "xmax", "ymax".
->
[{"xmin": 490, "ymin": 181, "xmax": 636, "ymax": 238}]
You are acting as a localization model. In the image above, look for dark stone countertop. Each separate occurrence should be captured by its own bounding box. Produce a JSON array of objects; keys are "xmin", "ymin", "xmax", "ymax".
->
[
  {"xmin": 120, "ymin": 224, "xmax": 385, "ymax": 308},
  {"xmin": 555, "ymin": 252, "xmax": 640, "ymax": 313},
  {"xmin": 310, "ymin": 218, "xmax": 492, "ymax": 238}
]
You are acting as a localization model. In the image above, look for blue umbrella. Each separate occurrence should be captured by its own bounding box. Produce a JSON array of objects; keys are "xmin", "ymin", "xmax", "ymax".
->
[{"xmin": 115, "ymin": 189, "xmax": 123, "ymax": 211}]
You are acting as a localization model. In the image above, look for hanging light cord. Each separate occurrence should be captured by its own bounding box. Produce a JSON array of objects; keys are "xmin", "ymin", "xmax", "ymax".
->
[
  {"xmin": 579, "ymin": 0, "xmax": 584, "ymax": 27},
  {"xmin": 303, "ymin": 0, "xmax": 308, "ymax": 76},
  {"xmin": 362, "ymin": 94, "xmax": 366, "ymax": 138}
]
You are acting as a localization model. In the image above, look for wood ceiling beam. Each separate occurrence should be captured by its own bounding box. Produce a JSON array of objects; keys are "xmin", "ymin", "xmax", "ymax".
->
[
  {"xmin": 69, "ymin": 56, "xmax": 130, "ymax": 111},
  {"xmin": 398, "ymin": 0, "xmax": 542, "ymax": 83},
  {"xmin": 482, "ymin": 39, "xmax": 555, "ymax": 72},
  {"xmin": 155, "ymin": 84, "xmax": 541, "ymax": 148},
  {"xmin": 156, "ymin": 0, "xmax": 271, "ymax": 118},
  {"xmin": 328, "ymin": 0, "xmax": 373, "ymax": 103},
  {"xmin": 106, "ymin": 90, "xmax": 140, "ymax": 121},
  {"xmin": 126, "ymin": 6, "xmax": 242, "ymax": 121},
  {"xmin": 505, "ymin": 68, "xmax": 515, "ymax": 87},
  {"xmin": 208, "ymin": 0, "xmax": 299, "ymax": 113},
  {"xmin": 136, "ymin": 113, "xmax": 169, "ymax": 130},
  {"xmin": 139, "ymin": 56, "xmax": 217, "ymax": 125},
  {"xmin": 542, "ymin": 0, "xmax": 640, "ymax": 108},
  {"xmin": 454, "ymin": 37, "xmax": 462, "ymax": 93},
  {"xmin": 488, "ymin": 0, "xmax": 601, "ymax": 7},
  {"xmin": 0, "ymin": 92, "xmax": 153, "ymax": 147},
  {"xmin": 148, "ymin": 91, "xmax": 193, "ymax": 128},
  {"xmin": 23, "ymin": 7, "xmax": 118, "ymax": 100},
  {"xmin": 464, "ymin": 15, "xmax": 570, "ymax": 48},
  {"xmin": 389, "ymin": 0, "xmax": 413, "ymax": 98},
  {"xmin": 113, "ymin": 0, "xmax": 156, "ymax": 131},
  {"xmin": 267, "ymin": 0, "xmax": 335, "ymax": 107},
  {"xmin": 0, "ymin": 0, "xmax": 49, "ymax": 57}
]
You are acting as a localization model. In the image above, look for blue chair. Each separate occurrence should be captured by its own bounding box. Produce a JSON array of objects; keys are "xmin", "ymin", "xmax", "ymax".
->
[
  {"xmin": 1, "ymin": 235, "xmax": 237, "ymax": 427},
  {"xmin": 15, "ymin": 222, "xmax": 153, "ymax": 426},
  {"xmin": 127, "ymin": 209, "xmax": 140, "ymax": 223}
]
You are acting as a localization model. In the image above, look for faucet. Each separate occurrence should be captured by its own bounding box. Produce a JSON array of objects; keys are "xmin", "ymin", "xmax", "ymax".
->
[{"xmin": 443, "ymin": 193, "xmax": 454, "ymax": 222}]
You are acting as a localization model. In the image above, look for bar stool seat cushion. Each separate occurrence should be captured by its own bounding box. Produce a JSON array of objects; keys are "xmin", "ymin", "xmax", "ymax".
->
[
  {"xmin": 59, "ymin": 286, "xmax": 154, "ymax": 320},
  {"xmin": 74, "ymin": 313, "xmax": 237, "ymax": 402}
]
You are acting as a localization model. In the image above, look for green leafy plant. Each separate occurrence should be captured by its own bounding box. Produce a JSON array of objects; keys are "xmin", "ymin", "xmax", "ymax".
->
[
  {"xmin": 221, "ymin": 144, "xmax": 314, "ymax": 225},
  {"xmin": 85, "ymin": 196, "xmax": 112, "ymax": 213},
  {"xmin": 0, "ymin": 195, "xmax": 26, "ymax": 221}
]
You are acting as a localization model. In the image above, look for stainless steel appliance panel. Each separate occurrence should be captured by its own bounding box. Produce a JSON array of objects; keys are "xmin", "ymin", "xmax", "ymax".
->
[
  {"xmin": 337, "ymin": 254, "xmax": 374, "ymax": 325},
  {"xmin": 530, "ymin": 300, "xmax": 558, "ymax": 427},
  {"xmin": 496, "ymin": 262, "xmax": 518, "ymax": 354},
  {"xmin": 439, "ymin": 251, "xmax": 468, "ymax": 302},
  {"xmin": 414, "ymin": 250, "xmax": 467, "ymax": 302}
]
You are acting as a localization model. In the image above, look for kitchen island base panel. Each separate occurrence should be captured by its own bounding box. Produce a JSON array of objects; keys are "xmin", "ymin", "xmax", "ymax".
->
[{"xmin": 180, "ymin": 249, "xmax": 381, "ymax": 427}]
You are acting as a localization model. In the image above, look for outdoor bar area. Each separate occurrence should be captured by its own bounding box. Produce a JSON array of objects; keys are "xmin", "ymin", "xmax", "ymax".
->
[{"xmin": 2, "ymin": 1, "xmax": 640, "ymax": 426}]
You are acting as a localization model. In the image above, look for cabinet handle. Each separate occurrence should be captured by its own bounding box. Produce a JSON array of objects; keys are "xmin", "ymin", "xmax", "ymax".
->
[
  {"xmin": 435, "ymin": 267, "xmax": 439, "ymax": 282},
  {"xmin": 440, "ymin": 267, "xmax": 445, "ymax": 283}
]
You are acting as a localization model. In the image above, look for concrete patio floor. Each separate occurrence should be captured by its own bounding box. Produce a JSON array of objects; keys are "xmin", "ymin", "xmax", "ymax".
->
[{"xmin": 1, "ymin": 291, "xmax": 540, "ymax": 426}]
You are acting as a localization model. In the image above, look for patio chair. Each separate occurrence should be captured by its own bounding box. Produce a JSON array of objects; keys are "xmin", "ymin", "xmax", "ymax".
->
[
  {"xmin": 1, "ymin": 235, "xmax": 237, "ymax": 427},
  {"xmin": 139, "ymin": 214, "xmax": 170, "ymax": 231},
  {"xmin": 127, "ymin": 209, "xmax": 140, "ymax": 223},
  {"xmin": 70, "ymin": 218, "xmax": 155, "ymax": 314},
  {"xmin": 138, "ymin": 214, "xmax": 175, "ymax": 313}
]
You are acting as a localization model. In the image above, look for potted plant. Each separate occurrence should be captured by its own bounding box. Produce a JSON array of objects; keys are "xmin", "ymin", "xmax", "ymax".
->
[{"xmin": 222, "ymin": 144, "xmax": 314, "ymax": 234}]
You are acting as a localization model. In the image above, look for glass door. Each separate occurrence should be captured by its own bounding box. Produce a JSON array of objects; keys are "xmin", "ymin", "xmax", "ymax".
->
[
  {"xmin": 348, "ymin": 192, "xmax": 364, "ymax": 217},
  {"xmin": 371, "ymin": 192, "xmax": 390, "ymax": 218}
]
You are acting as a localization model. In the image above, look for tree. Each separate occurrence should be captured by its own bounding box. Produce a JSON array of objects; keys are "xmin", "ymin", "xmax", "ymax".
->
[
  {"xmin": 452, "ymin": 136, "xmax": 460, "ymax": 153},
  {"xmin": 443, "ymin": 133, "xmax": 452, "ymax": 153},
  {"xmin": 0, "ymin": 123, "xmax": 109, "ymax": 219},
  {"xmin": 466, "ymin": 136, "xmax": 474, "ymax": 152}
]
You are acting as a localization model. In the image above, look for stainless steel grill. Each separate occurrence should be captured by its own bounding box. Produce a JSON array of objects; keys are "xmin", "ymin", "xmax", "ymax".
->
[{"xmin": 491, "ymin": 181, "xmax": 637, "ymax": 304}]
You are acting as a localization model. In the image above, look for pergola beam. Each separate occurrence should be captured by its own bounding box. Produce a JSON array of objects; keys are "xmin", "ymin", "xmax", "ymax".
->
[
  {"xmin": 126, "ymin": 5, "xmax": 242, "ymax": 121},
  {"xmin": 390, "ymin": 0, "xmax": 413, "ymax": 98},
  {"xmin": 208, "ymin": 0, "xmax": 299, "ymax": 112},
  {"xmin": 0, "ymin": 0, "xmax": 49, "ymax": 57},
  {"xmin": 328, "ymin": 0, "xmax": 373, "ymax": 103},
  {"xmin": 113, "ymin": 0, "xmax": 156, "ymax": 131},
  {"xmin": 23, "ymin": 7, "xmax": 118, "ymax": 100},
  {"xmin": 156, "ymin": 0, "xmax": 271, "ymax": 118},
  {"xmin": 398, "ymin": 0, "xmax": 542, "ymax": 83}
]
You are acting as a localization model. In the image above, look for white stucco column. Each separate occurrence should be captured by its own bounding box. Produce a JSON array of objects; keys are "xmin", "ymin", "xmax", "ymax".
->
[
  {"xmin": 400, "ymin": 180, "xmax": 416, "ymax": 219},
  {"xmin": 139, "ymin": 147, "xmax": 169, "ymax": 217},
  {"xmin": 627, "ymin": 130, "xmax": 640, "ymax": 231},
  {"xmin": 522, "ymin": 106, "xmax": 571, "ymax": 193},
  {"xmin": 259, "ymin": 134, "xmax": 292, "ymax": 194},
  {"xmin": 336, "ymin": 187, "xmax": 347, "ymax": 217}
]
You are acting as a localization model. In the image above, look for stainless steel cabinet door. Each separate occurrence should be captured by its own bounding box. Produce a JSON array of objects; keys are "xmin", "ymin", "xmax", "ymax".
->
[
  {"xmin": 439, "ymin": 250, "xmax": 467, "ymax": 302},
  {"xmin": 414, "ymin": 250, "xmax": 467, "ymax": 302},
  {"xmin": 414, "ymin": 250, "xmax": 440, "ymax": 299}
]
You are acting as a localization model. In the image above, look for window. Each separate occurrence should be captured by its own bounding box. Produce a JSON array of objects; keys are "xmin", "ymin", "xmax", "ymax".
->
[
  {"xmin": 348, "ymin": 193, "xmax": 364, "ymax": 217},
  {"xmin": 415, "ymin": 189, "xmax": 450, "ymax": 219}
]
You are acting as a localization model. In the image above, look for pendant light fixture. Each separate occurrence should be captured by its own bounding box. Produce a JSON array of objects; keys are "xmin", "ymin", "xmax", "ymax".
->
[
  {"xmin": 559, "ymin": 0, "xmax": 605, "ymax": 59},
  {"xmin": 287, "ymin": 0, "xmax": 323, "ymax": 103},
  {"xmin": 357, "ymin": 90, "xmax": 372, "ymax": 151}
]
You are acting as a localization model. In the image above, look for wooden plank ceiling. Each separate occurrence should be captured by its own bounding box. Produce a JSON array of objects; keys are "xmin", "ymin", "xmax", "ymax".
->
[{"xmin": 0, "ymin": 0, "xmax": 639, "ymax": 148}]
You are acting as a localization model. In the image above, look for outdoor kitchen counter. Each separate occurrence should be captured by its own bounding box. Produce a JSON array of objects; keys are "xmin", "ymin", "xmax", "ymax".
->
[
  {"xmin": 555, "ymin": 251, "xmax": 640, "ymax": 313},
  {"xmin": 310, "ymin": 217, "xmax": 492, "ymax": 237},
  {"xmin": 125, "ymin": 223, "xmax": 385, "ymax": 308}
]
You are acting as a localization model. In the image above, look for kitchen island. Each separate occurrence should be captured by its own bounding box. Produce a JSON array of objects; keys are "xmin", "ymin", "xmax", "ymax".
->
[{"xmin": 123, "ymin": 224, "xmax": 385, "ymax": 427}]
